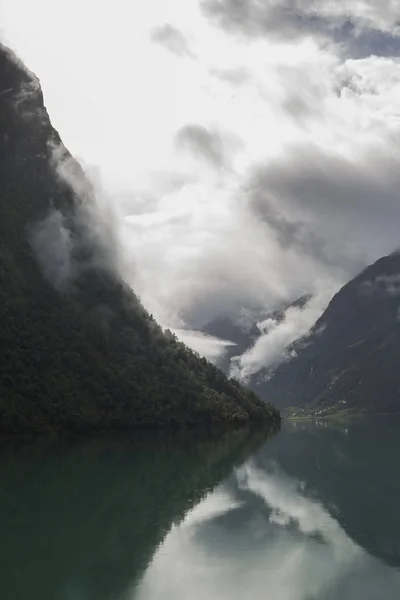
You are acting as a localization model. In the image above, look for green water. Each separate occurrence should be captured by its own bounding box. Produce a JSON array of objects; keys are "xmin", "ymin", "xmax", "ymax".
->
[{"xmin": 1, "ymin": 418, "xmax": 400, "ymax": 599}]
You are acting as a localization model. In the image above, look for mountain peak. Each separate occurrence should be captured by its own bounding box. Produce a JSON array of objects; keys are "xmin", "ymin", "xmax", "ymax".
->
[
  {"xmin": 0, "ymin": 45, "xmax": 280, "ymax": 433},
  {"xmin": 257, "ymin": 250, "xmax": 400, "ymax": 415}
]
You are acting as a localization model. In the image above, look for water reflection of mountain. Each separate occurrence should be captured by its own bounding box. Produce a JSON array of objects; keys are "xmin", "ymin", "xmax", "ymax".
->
[
  {"xmin": 255, "ymin": 418, "xmax": 400, "ymax": 568},
  {"xmin": 137, "ymin": 418, "xmax": 400, "ymax": 600},
  {"xmin": 0, "ymin": 426, "xmax": 274, "ymax": 600}
]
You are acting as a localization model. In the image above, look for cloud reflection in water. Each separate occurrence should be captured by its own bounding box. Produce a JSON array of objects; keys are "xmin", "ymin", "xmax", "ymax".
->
[{"xmin": 134, "ymin": 462, "xmax": 400, "ymax": 600}]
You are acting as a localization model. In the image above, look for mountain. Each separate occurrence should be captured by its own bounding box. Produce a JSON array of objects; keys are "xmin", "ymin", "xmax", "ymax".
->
[
  {"xmin": 202, "ymin": 294, "xmax": 312, "ymax": 374},
  {"xmin": 0, "ymin": 44, "xmax": 280, "ymax": 433},
  {"xmin": 258, "ymin": 252, "xmax": 400, "ymax": 414}
]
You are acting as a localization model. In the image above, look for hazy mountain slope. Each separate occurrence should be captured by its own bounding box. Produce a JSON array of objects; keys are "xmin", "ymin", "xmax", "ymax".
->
[
  {"xmin": 202, "ymin": 294, "xmax": 312, "ymax": 374},
  {"xmin": 202, "ymin": 316, "xmax": 261, "ymax": 373},
  {"xmin": 0, "ymin": 45, "xmax": 280, "ymax": 433},
  {"xmin": 258, "ymin": 252, "xmax": 400, "ymax": 414}
]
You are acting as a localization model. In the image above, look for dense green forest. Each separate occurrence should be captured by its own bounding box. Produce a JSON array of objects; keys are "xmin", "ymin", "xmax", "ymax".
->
[{"xmin": 0, "ymin": 44, "xmax": 280, "ymax": 433}]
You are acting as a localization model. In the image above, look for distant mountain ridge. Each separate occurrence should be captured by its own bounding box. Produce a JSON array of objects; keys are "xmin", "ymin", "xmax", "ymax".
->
[
  {"xmin": 0, "ymin": 44, "xmax": 280, "ymax": 433},
  {"xmin": 258, "ymin": 252, "xmax": 400, "ymax": 414}
]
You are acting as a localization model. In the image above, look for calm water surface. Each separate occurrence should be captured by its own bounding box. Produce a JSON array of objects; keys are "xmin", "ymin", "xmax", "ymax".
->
[{"xmin": 1, "ymin": 418, "xmax": 400, "ymax": 599}]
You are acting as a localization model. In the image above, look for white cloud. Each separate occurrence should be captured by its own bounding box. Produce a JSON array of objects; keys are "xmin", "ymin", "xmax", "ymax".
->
[
  {"xmin": 3, "ymin": 0, "xmax": 400, "ymax": 374},
  {"xmin": 230, "ymin": 286, "xmax": 337, "ymax": 380},
  {"xmin": 363, "ymin": 271, "xmax": 400, "ymax": 297},
  {"xmin": 172, "ymin": 328, "xmax": 235, "ymax": 362},
  {"xmin": 30, "ymin": 210, "xmax": 75, "ymax": 291}
]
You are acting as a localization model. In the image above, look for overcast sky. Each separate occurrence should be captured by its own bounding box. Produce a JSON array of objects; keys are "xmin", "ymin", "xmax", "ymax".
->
[{"xmin": 2, "ymin": 0, "xmax": 400, "ymax": 375}]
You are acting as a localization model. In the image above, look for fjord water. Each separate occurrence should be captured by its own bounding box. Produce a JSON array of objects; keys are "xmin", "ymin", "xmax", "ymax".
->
[{"xmin": 1, "ymin": 419, "xmax": 400, "ymax": 600}]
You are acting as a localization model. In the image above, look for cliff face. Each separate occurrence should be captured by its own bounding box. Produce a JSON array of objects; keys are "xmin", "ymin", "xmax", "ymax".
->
[
  {"xmin": 259, "ymin": 252, "xmax": 400, "ymax": 414},
  {"xmin": 0, "ymin": 45, "xmax": 280, "ymax": 433}
]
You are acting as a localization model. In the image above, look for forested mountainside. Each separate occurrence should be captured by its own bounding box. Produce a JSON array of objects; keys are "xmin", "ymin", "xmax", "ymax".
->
[
  {"xmin": 0, "ymin": 44, "xmax": 280, "ymax": 433},
  {"xmin": 258, "ymin": 252, "xmax": 400, "ymax": 415}
]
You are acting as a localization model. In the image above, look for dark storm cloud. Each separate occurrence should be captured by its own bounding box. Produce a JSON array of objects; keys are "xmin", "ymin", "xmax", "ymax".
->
[
  {"xmin": 201, "ymin": 0, "xmax": 329, "ymax": 41},
  {"xmin": 150, "ymin": 24, "xmax": 194, "ymax": 58},
  {"xmin": 333, "ymin": 22, "xmax": 400, "ymax": 59},
  {"xmin": 250, "ymin": 201, "xmax": 337, "ymax": 270},
  {"xmin": 247, "ymin": 144, "xmax": 400, "ymax": 273},
  {"xmin": 175, "ymin": 124, "xmax": 234, "ymax": 169},
  {"xmin": 201, "ymin": 0, "xmax": 400, "ymax": 59}
]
